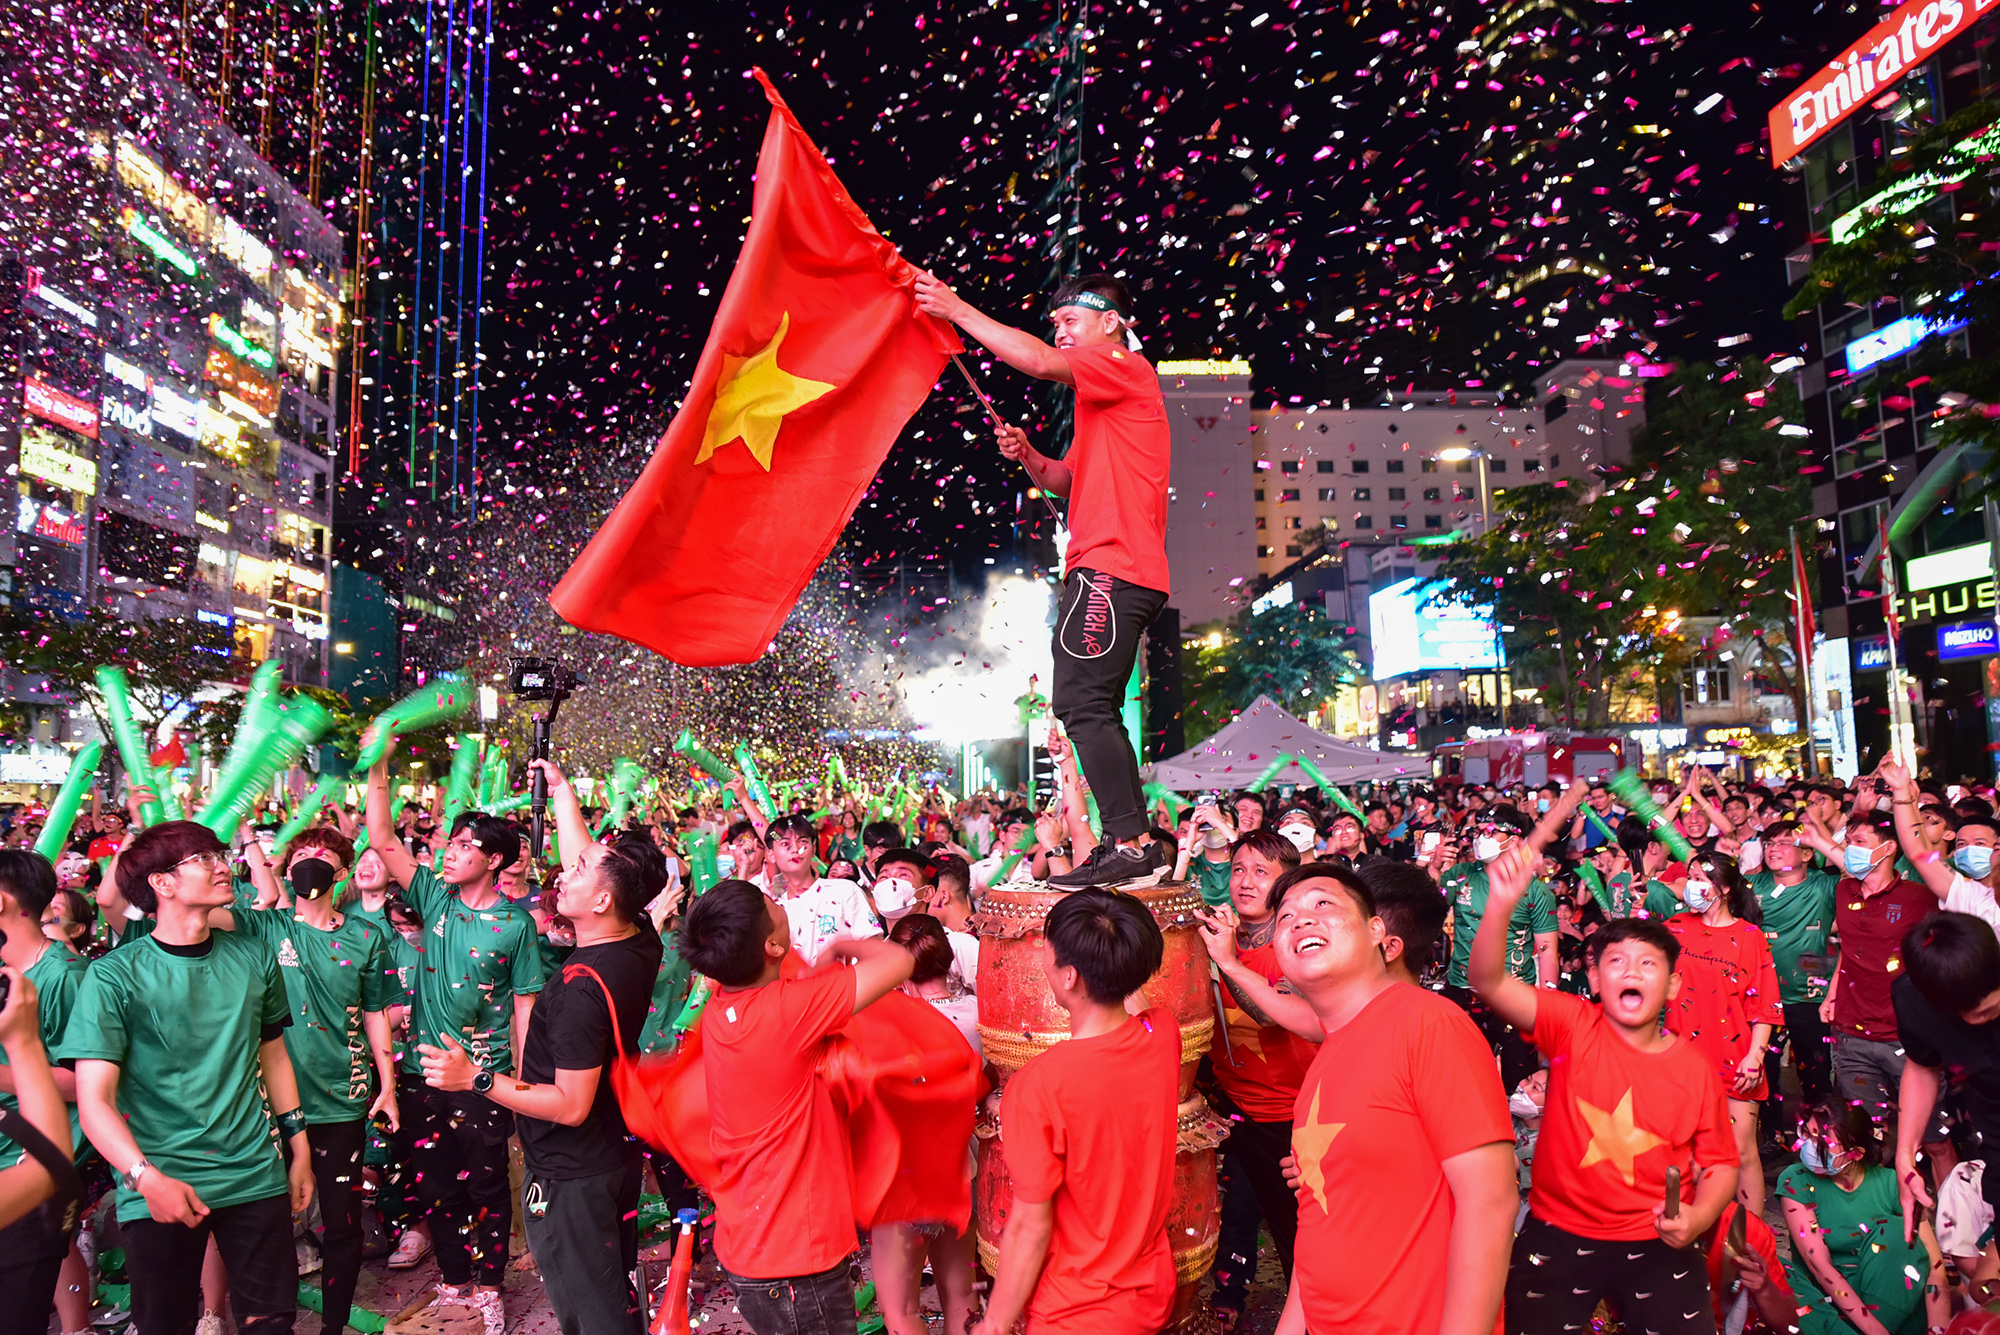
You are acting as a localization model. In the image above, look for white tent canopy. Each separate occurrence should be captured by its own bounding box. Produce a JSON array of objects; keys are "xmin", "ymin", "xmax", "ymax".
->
[{"xmin": 1147, "ymin": 694, "xmax": 1426, "ymax": 790}]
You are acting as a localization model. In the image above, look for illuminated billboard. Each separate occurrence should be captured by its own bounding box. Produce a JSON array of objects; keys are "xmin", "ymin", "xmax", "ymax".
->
[{"xmin": 1368, "ymin": 577, "xmax": 1504, "ymax": 681}]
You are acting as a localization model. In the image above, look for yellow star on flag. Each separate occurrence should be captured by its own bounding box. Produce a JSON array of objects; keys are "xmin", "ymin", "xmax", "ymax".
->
[
  {"xmin": 696, "ymin": 311, "xmax": 836, "ymax": 470},
  {"xmin": 1289, "ymin": 1084, "xmax": 1345, "ymax": 1213},
  {"xmin": 1576, "ymin": 1088, "xmax": 1667, "ymax": 1187}
]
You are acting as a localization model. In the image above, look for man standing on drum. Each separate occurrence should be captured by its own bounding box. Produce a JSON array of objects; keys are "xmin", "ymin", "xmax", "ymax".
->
[{"xmin": 916, "ymin": 271, "xmax": 1172, "ymax": 891}]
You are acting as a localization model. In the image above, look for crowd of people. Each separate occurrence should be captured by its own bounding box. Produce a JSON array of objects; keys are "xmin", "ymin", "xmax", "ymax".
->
[{"xmin": 7, "ymin": 744, "xmax": 2000, "ymax": 1335}]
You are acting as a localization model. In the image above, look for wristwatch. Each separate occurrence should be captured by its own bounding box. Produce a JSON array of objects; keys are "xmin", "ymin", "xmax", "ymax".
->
[
  {"xmin": 122, "ymin": 1158, "xmax": 151, "ymax": 1191},
  {"xmin": 471, "ymin": 1070, "xmax": 495, "ymax": 1095}
]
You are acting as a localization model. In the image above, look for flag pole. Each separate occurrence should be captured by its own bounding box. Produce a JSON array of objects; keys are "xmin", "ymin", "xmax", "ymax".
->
[
  {"xmin": 1791, "ymin": 525, "xmax": 1819, "ymax": 778},
  {"xmin": 1879, "ymin": 502, "xmax": 1918, "ymax": 773},
  {"xmin": 950, "ymin": 353, "xmax": 1064, "ymax": 526}
]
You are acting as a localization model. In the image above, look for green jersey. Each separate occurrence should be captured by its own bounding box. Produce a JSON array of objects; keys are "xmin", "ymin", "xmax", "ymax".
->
[
  {"xmin": 400, "ymin": 867, "xmax": 545, "ymax": 1075},
  {"xmin": 60, "ymin": 931, "xmax": 291, "ymax": 1223},
  {"xmin": 1641, "ymin": 879, "xmax": 1684, "ymax": 920},
  {"xmin": 1442, "ymin": 862, "xmax": 1557, "ymax": 988},
  {"xmin": 639, "ymin": 930, "xmax": 694, "ymax": 1055},
  {"xmin": 1191, "ymin": 855, "xmax": 1232, "ymax": 909},
  {"xmin": 231, "ymin": 905, "xmax": 396, "ymax": 1125},
  {"xmin": 0, "ymin": 942, "xmax": 87, "ymax": 1168},
  {"xmin": 1749, "ymin": 869, "xmax": 1840, "ymax": 1005}
]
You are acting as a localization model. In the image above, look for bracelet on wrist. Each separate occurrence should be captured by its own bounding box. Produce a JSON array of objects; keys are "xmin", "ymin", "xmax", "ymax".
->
[{"xmin": 275, "ymin": 1107, "xmax": 308, "ymax": 1140}]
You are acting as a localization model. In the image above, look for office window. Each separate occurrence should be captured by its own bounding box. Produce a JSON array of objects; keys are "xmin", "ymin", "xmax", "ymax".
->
[
  {"xmin": 1423, "ymin": 487, "xmax": 1442, "ymax": 502},
  {"xmin": 1352, "ymin": 487, "xmax": 1371, "ymax": 502},
  {"xmin": 1550, "ymin": 454, "xmax": 1560, "ymax": 468},
  {"xmin": 1285, "ymin": 545, "xmax": 1303, "ymax": 557},
  {"xmin": 1255, "ymin": 517, "xmax": 1267, "ymax": 530},
  {"xmin": 1391, "ymin": 516, "xmax": 1408, "ymax": 530},
  {"xmin": 1281, "ymin": 461, "xmax": 1300, "ymax": 475},
  {"xmin": 1355, "ymin": 515, "xmax": 1375, "ymax": 529},
  {"xmin": 1420, "ymin": 459, "xmax": 1438, "ymax": 473},
  {"xmin": 1317, "ymin": 488, "xmax": 1336, "ymax": 501},
  {"xmin": 1454, "ymin": 461, "xmax": 1472, "ymax": 474},
  {"xmin": 1351, "ymin": 460, "xmax": 1370, "ymax": 474},
  {"xmin": 1257, "ymin": 544, "xmax": 1272, "ymax": 558},
  {"xmin": 1317, "ymin": 461, "xmax": 1336, "ymax": 473},
  {"xmin": 1254, "ymin": 489, "xmax": 1265, "ymax": 501},
  {"xmin": 1683, "ymin": 667, "xmax": 1732, "ymax": 704},
  {"xmin": 1489, "ymin": 459, "xmax": 1506, "ymax": 474},
  {"xmin": 1388, "ymin": 487, "xmax": 1405, "ymax": 501},
  {"xmin": 1287, "ymin": 516, "xmax": 1303, "ymax": 530},
  {"xmin": 1524, "ymin": 459, "xmax": 1543, "ymax": 473},
  {"xmin": 1425, "ymin": 514, "xmax": 1444, "ymax": 529},
  {"xmin": 1386, "ymin": 460, "xmax": 1404, "ymax": 473},
  {"xmin": 1280, "ymin": 488, "xmax": 1300, "ymax": 503}
]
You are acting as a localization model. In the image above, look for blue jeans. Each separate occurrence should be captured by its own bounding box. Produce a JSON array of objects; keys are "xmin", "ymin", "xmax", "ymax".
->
[{"xmin": 722, "ymin": 1257, "xmax": 857, "ymax": 1335}]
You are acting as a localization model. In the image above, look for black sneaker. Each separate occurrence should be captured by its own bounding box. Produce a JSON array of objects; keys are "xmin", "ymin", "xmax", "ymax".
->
[{"xmin": 1047, "ymin": 840, "xmax": 1164, "ymax": 890}]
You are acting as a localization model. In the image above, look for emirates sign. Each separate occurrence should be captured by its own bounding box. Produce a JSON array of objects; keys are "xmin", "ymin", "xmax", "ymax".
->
[
  {"xmin": 1769, "ymin": 0, "xmax": 1999, "ymax": 166},
  {"xmin": 22, "ymin": 378, "xmax": 99, "ymax": 439}
]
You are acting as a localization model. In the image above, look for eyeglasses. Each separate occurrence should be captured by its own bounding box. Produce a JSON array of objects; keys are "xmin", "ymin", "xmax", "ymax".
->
[{"xmin": 172, "ymin": 851, "xmax": 231, "ymax": 872}]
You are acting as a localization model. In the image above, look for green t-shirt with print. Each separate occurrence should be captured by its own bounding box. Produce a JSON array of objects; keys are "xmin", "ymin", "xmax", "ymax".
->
[
  {"xmin": 639, "ymin": 929, "xmax": 694, "ymax": 1055},
  {"xmin": 1191, "ymin": 854, "xmax": 1232, "ymax": 908},
  {"xmin": 232, "ymin": 905, "xmax": 397, "ymax": 1125},
  {"xmin": 1775, "ymin": 1163, "xmax": 1928, "ymax": 1335},
  {"xmin": 60, "ymin": 931, "xmax": 291, "ymax": 1223},
  {"xmin": 1442, "ymin": 862, "xmax": 1557, "ymax": 988},
  {"xmin": 1641, "ymin": 879, "xmax": 1683, "ymax": 920},
  {"xmin": 0, "ymin": 941, "xmax": 87, "ymax": 1168},
  {"xmin": 400, "ymin": 867, "xmax": 546, "ymax": 1075},
  {"xmin": 1749, "ymin": 868, "xmax": 1840, "ymax": 1005}
]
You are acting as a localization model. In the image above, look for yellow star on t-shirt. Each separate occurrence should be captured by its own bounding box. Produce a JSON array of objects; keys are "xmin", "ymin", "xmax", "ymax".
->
[
  {"xmin": 1220, "ymin": 996, "xmax": 1266, "ymax": 1061},
  {"xmin": 1576, "ymin": 1088, "xmax": 1667, "ymax": 1187},
  {"xmin": 1290, "ymin": 1084, "xmax": 1345, "ymax": 1213},
  {"xmin": 695, "ymin": 311, "xmax": 836, "ymax": 470}
]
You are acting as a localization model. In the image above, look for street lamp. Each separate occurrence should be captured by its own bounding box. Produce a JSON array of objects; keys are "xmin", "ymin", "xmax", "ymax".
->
[{"xmin": 1434, "ymin": 445, "xmax": 1491, "ymax": 531}]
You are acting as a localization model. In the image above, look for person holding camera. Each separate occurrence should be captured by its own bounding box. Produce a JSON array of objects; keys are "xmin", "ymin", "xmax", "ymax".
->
[{"xmin": 364, "ymin": 729, "xmax": 545, "ymax": 1335}]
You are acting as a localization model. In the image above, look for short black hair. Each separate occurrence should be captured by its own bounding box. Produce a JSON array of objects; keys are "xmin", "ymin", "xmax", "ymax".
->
[
  {"xmin": 1049, "ymin": 272, "xmax": 1133, "ymax": 319},
  {"xmin": 1846, "ymin": 812, "xmax": 1896, "ymax": 845},
  {"xmin": 766, "ymin": 813, "xmax": 817, "ymax": 847},
  {"xmin": 1044, "ymin": 888, "xmax": 1164, "ymax": 1005},
  {"xmin": 679, "ymin": 880, "xmax": 776, "ymax": 988},
  {"xmin": 1359, "ymin": 861, "xmax": 1447, "ymax": 972},
  {"xmin": 455, "ymin": 812, "xmax": 522, "ymax": 871},
  {"xmin": 1232, "ymin": 827, "xmax": 1301, "ymax": 871},
  {"xmin": 723, "ymin": 820, "xmax": 760, "ymax": 845},
  {"xmin": 597, "ymin": 831, "xmax": 669, "ymax": 924},
  {"xmin": 1480, "ymin": 805, "xmax": 1533, "ymax": 837},
  {"xmin": 1268, "ymin": 862, "xmax": 1378, "ymax": 919},
  {"xmin": 0, "ymin": 850, "xmax": 58, "ymax": 920},
  {"xmin": 998, "ymin": 807, "xmax": 1033, "ymax": 829},
  {"xmin": 1902, "ymin": 911, "xmax": 2000, "ymax": 1016},
  {"xmin": 932, "ymin": 854, "xmax": 971, "ymax": 903},
  {"xmin": 1588, "ymin": 917, "xmax": 1680, "ymax": 971},
  {"xmin": 874, "ymin": 848, "xmax": 930, "ymax": 882},
  {"xmin": 117, "ymin": 820, "xmax": 227, "ymax": 912},
  {"xmin": 861, "ymin": 819, "xmax": 903, "ymax": 850}
]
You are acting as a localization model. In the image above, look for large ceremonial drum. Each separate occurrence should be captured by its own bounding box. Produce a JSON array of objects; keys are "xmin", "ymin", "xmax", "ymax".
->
[{"xmin": 972, "ymin": 880, "xmax": 1227, "ymax": 1335}]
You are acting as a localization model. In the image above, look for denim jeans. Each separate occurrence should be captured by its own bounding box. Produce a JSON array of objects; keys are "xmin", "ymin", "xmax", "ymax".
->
[{"xmin": 722, "ymin": 1257, "xmax": 857, "ymax": 1335}]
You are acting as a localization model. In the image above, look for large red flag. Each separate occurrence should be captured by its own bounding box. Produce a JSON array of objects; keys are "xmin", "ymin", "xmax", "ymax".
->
[{"xmin": 549, "ymin": 69, "xmax": 961, "ymax": 665}]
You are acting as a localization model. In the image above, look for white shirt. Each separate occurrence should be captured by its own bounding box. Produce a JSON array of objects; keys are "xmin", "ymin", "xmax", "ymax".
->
[
  {"xmin": 971, "ymin": 850, "xmax": 1036, "ymax": 893},
  {"xmin": 944, "ymin": 926, "xmax": 980, "ymax": 994},
  {"xmin": 961, "ymin": 814, "xmax": 993, "ymax": 856},
  {"xmin": 771, "ymin": 876, "xmax": 882, "ymax": 965},
  {"xmin": 1945, "ymin": 872, "xmax": 2000, "ymax": 931},
  {"xmin": 924, "ymin": 993, "xmax": 981, "ymax": 1061}
]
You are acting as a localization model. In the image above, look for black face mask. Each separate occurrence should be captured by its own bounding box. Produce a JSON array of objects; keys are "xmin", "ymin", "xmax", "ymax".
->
[{"xmin": 290, "ymin": 857, "xmax": 340, "ymax": 901}]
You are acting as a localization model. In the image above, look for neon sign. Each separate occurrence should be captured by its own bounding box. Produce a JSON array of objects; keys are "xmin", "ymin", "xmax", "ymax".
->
[{"xmin": 23, "ymin": 378, "xmax": 98, "ymax": 438}]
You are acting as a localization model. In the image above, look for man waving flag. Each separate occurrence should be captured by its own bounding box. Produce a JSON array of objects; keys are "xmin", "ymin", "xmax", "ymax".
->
[{"xmin": 551, "ymin": 69, "xmax": 962, "ymax": 666}]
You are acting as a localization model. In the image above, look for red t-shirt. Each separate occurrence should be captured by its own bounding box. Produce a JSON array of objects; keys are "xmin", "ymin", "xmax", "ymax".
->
[
  {"xmin": 700, "ymin": 968, "xmax": 857, "ymax": 1278},
  {"xmin": 1290, "ymin": 983, "xmax": 1512, "ymax": 1335},
  {"xmin": 1703, "ymin": 1201, "xmax": 1796, "ymax": 1331},
  {"xmin": 1210, "ymin": 940, "xmax": 1318, "ymax": 1122},
  {"xmin": 1058, "ymin": 342, "xmax": 1171, "ymax": 595},
  {"xmin": 1001, "ymin": 1008, "xmax": 1179, "ymax": 1335},
  {"xmin": 1526, "ymin": 990, "xmax": 1737, "ymax": 1241},
  {"xmin": 1831, "ymin": 877, "xmax": 1935, "ymax": 1041},
  {"xmin": 1664, "ymin": 915, "xmax": 1784, "ymax": 1101}
]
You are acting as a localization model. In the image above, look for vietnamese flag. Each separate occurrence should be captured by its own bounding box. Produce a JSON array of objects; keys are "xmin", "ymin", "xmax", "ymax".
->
[
  {"xmin": 149, "ymin": 733, "xmax": 187, "ymax": 769},
  {"xmin": 550, "ymin": 68, "xmax": 962, "ymax": 665}
]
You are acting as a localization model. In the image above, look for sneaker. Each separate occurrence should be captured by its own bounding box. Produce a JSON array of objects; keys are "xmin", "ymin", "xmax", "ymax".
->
[
  {"xmin": 388, "ymin": 1229, "xmax": 432, "ymax": 1270},
  {"xmin": 1047, "ymin": 840, "xmax": 1164, "ymax": 890},
  {"xmin": 470, "ymin": 1289, "xmax": 505, "ymax": 1335},
  {"xmin": 296, "ymin": 1237, "xmax": 322, "ymax": 1275},
  {"xmin": 194, "ymin": 1316, "xmax": 223, "ymax": 1335}
]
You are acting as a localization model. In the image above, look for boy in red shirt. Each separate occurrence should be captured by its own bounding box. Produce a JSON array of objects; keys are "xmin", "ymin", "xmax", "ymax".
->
[
  {"xmin": 1272, "ymin": 862, "xmax": 1516, "ymax": 1335},
  {"xmin": 1470, "ymin": 790, "xmax": 1739, "ymax": 1335},
  {"xmin": 976, "ymin": 889, "xmax": 1179, "ymax": 1335},
  {"xmin": 678, "ymin": 880, "xmax": 914, "ymax": 1335},
  {"xmin": 916, "ymin": 271, "xmax": 1172, "ymax": 889}
]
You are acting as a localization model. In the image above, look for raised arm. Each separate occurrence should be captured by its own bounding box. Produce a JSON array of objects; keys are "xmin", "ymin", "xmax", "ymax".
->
[
  {"xmin": 913, "ymin": 274, "xmax": 1073, "ymax": 384},
  {"xmin": 1882, "ymin": 759, "xmax": 1951, "ymax": 901},
  {"xmin": 829, "ymin": 936, "xmax": 915, "ymax": 1015},
  {"xmin": 1470, "ymin": 787, "xmax": 1584, "ymax": 1033},
  {"xmin": 531, "ymin": 760, "xmax": 594, "ymax": 867},
  {"xmin": 362, "ymin": 730, "xmax": 420, "ymax": 889}
]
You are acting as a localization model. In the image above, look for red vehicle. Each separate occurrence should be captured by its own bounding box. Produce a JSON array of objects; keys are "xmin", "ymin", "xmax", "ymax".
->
[{"xmin": 1432, "ymin": 735, "xmax": 1627, "ymax": 788}]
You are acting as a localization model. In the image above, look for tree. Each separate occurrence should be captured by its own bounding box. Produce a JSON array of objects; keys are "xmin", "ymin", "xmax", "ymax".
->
[
  {"xmin": 0, "ymin": 605, "xmax": 232, "ymax": 742},
  {"xmin": 1785, "ymin": 101, "xmax": 2000, "ymax": 476},
  {"xmin": 1181, "ymin": 599, "xmax": 1363, "ymax": 742}
]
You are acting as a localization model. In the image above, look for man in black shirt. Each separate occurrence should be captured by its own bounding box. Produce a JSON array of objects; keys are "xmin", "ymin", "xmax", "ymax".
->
[
  {"xmin": 420, "ymin": 760, "xmax": 668, "ymax": 1335},
  {"xmin": 1890, "ymin": 911, "xmax": 2000, "ymax": 1242}
]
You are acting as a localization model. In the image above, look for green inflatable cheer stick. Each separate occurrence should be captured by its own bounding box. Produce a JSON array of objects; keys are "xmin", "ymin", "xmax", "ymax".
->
[
  {"xmin": 486, "ymin": 792, "xmax": 532, "ymax": 816},
  {"xmin": 1606, "ymin": 769, "xmax": 1695, "ymax": 862},
  {"xmin": 152, "ymin": 766, "xmax": 186, "ymax": 821},
  {"xmin": 204, "ymin": 661, "xmax": 286, "ymax": 813},
  {"xmin": 992, "ymin": 826, "xmax": 1040, "ymax": 882},
  {"xmin": 1291, "ymin": 756, "xmax": 1364, "ymax": 818},
  {"xmin": 438, "ymin": 735, "xmax": 481, "ymax": 831},
  {"xmin": 734, "ymin": 745, "xmax": 776, "ymax": 815},
  {"xmin": 1584, "ymin": 806, "xmax": 1619, "ymax": 844},
  {"xmin": 1247, "ymin": 753, "xmax": 1295, "ymax": 794},
  {"xmin": 93, "ymin": 667, "xmax": 165, "ymax": 829},
  {"xmin": 353, "ymin": 675, "xmax": 474, "ymax": 773},
  {"xmin": 687, "ymin": 830, "xmax": 720, "ymax": 893},
  {"xmin": 197, "ymin": 694, "xmax": 336, "ymax": 837},
  {"xmin": 1142, "ymin": 782, "xmax": 1188, "ymax": 820},
  {"xmin": 271, "ymin": 772, "xmax": 344, "ymax": 856},
  {"xmin": 1575, "ymin": 860, "xmax": 1615, "ymax": 914},
  {"xmin": 34, "ymin": 740, "xmax": 103, "ymax": 860},
  {"xmin": 671, "ymin": 977, "xmax": 712, "ymax": 1033},
  {"xmin": 672, "ymin": 731, "xmax": 732, "ymax": 782}
]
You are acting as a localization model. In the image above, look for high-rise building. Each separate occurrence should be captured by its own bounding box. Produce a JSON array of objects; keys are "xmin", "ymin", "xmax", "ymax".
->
[{"xmin": 0, "ymin": 19, "xmax": 344, "ymax": 710}]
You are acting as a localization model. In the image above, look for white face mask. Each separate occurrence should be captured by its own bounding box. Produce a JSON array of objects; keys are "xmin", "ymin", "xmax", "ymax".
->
[
  {"xmin": 1738, "ymin": 839, "xmax": 1763, "ymax": 873},
  {"xmin": 1280, "ymin": 824, "xmax": 1315, "ymax": 853},
  {"xmin": 1509, "ymin": 1090, "xmax": 1543, "ymax": 1120},
  {"xmin": 1473, "ymin": 836, "xmax": 1503, "ymax": 863}
]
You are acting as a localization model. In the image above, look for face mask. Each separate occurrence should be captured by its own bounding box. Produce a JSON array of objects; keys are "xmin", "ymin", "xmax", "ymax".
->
[
  {"xmin": 1738, "ymin": 840, "xmax": 1763, "ymax": 873},
  {"xmin": 289, "ymin": 857, "xmax": 340, "ymax": 901},
  {"xmin": 715, "ymin": 852, "xmax": 737, "ymax": 879},
  {"xmin": 1473, "ymin": 836, "xmax": 1503, "ymax": 863},
  {"xmin": 1280, "ymin": 825, "xmax": 1315, "ymax": 853},
  {"xmin": 1508, "ymin": 1090, "xmax": 1543, "ymax": 1120},
  {"xmin": 1843, "ymin": 844, "xmax": 1879, "ymax": 877},
  {"xmin": 1956, "ymin": 846, "xmax": 1995, "ymax": 879},
  {"xmin": 1797, "ymin": 1139, "xmax": 1845, "ymax": 1176},
  {"xmin": 1536, "ymin": 798, "xmax": 1550, "ymax": 813},
  {"xmin": 1681, "ymin": 880, "xmax": 1714, "ymax": 913},
  {"xmin": 1202, "ymin": 828, "xmax": 1231, "ymax": 850}
]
